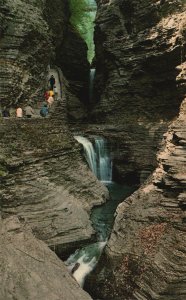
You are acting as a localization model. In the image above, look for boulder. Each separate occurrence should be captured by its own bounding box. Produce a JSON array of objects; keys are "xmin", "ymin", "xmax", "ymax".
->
[{"xmin": 0, "ymin": 216, "xmax": 92, "ymax": 300}]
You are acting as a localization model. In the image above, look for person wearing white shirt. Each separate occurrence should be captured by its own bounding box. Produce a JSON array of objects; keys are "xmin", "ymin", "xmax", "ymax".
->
[{"xmin": 16, "ymin": 107, "xmax": 23, "ymax": 118}]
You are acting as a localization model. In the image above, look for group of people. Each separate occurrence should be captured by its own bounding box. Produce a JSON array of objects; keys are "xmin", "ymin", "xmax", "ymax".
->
[
  {"xmin": 2, "ymin": 103, "xmax": 35, "ymax": 118},
  {"xmin": 16, "ymin": 104, "xmax": 34, "ymax": 118},
  {"xmin": 1, "ymin": 75, "xmax": 57, "ymax": 119},
  {"xmin": 40, "ymin": 75, "xmax": 56, "ymax": 117}
]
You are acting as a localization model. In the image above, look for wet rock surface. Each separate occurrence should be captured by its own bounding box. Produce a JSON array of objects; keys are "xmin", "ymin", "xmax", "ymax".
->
[
  {"xmin": 89, "ymin": 0, "xmax": 186, "ymax": 182},
  {"xmin": 0, "ymin": 0, "xmax": 186, "ymax": 299},
  {"xmin": 91, "ymin": 98, "xmax": 186, "ymax": 299},
  {"xmin": 0, "ymin": 117, "xmax": 108, "ymax": 255},
  {"xmin": 0, "ymin": 216, "xmax": 92, "ymax": 300},
  {"xmin": 85, "ymin": 0, "xmax": 186, "ymax": 299},
  {"xmin": 75, "ymin": 122, "xmax": 168, "ymax": 184}
]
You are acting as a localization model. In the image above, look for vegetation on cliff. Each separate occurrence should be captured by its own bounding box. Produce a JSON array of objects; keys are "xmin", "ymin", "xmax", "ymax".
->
[{"xmin": 69, "ymin": 0, "xmax": 96, "ymax": 61}]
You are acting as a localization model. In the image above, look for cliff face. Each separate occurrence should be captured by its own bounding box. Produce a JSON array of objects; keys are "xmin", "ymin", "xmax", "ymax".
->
[
  {"xmin": 0, "ymin": 117, "xmax": 108, "ymax": 256},
  {"xmin": 0, "ymin": 0, "xmax": 88, "ymax": 119},
  {"xmin": 94, "ymin": 0, "xmax": 185, "ymax": 121},
  {"xmin": 90, "ymin": 0, "xmax": 186, "ymax": 183},
  {"xmin": 0, "ymin": 0, "xmax": 51, "ymax": 106},
  {"xmin": 87, "ymin": 1, "xmax": 186, "ymax": 298},
  {"xmin": 0, "ymin": 216, "xmax": 92, "ymax": 300},
  {"xmin": 56, "ymin": 27, "xmax": 90, "ymax": 121},
  {"xmin": 0, "ymin": 0, "xmax": 108, "ymax": 255},
  {"xmin": 91, "ymin": 94, "xmax": 186, "ymax": 300}
]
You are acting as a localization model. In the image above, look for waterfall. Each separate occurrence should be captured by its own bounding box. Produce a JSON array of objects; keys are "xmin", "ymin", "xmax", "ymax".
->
[
  {"xmin": 65, "ymin": 241, "xmax": 107, "ymax": 287},
  {"xmin": 67, "ymin": 135, "xmax": 135, "ymax": 289},
  {"xmin": 67, "ymin": 135, "xmax": 112, "ymax": 287},
  {"xmin": 95, "ymin": 137, "xmax": 112, "ymax": 183},
  {"xmin": 74, "ymin": 136, "xmax": 97, "ymax": 175},
  {"xmin": 89, "ymin": 68, "xmax": 96, "ymax": 102},
  {"xmin": 74, "ymin": 135, "xmax": 112, "ymax": 183}
]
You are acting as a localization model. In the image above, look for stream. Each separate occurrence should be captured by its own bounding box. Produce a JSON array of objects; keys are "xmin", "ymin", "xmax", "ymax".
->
[{"xmin": 65, "ymin": 136, "xmax": 135, "ymax": 287}]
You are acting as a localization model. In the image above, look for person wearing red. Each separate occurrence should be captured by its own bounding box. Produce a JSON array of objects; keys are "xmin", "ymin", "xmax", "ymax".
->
[{"xmin": 44, "ymin": 91, "xmax": 49, "ymax": 101}]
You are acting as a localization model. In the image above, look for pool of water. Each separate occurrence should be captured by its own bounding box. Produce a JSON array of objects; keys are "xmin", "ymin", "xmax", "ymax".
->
[
  {"xmin": 91, "ymin": 182, "xmax": 136, "ymax": 241},
  {"xmin": 65, "ymin": 182, "xmax": 136, "ymax": 287}
]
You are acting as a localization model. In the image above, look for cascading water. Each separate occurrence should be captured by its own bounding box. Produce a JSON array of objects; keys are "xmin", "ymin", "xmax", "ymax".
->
[
  {"xmin": 74, "ymin": 136, "xmax": 97, "ymax": 175},
  {"xmin": 95, "ymin": 137, "xmax": 112, "ymax": 183},
  {"xmin": 74, "ymin": 136, "xmax": 112, "ymax": 183},
  {"xmin": 66, "ymin": 136, "xmax": 135, "ymax": 288},
  {"xmin": 66, "ymin": 136, "xmax": 111, "ymax": 287},
  {"xmin": 89, "ymin": 68, "xmax": 96, "ymax": 102},
  {"xmin": 65, "ymin": 241, "xmax": 107, "ymax": 287}
]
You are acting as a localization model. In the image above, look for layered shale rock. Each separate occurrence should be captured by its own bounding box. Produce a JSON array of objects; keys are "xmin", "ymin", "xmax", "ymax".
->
[
  {"xmin": 0, "ymin": 0, "xmax": 89, "ymax": 119},
  {"xmin": 0, "ymin": 0, "xmax": 52, "ymax": 106},
  {"xmin": 91, "ymin": 95, "xmax": 186, "ymax": 300},
  {"xmin": 0, "ymin": 117, "xmax": 108, "ymax": 256},
  {"xmin": 0, "ymin": 216, "xmax": 92, "ymax": 300},
  {"xmin": 85, "ymin": 1, "xmax": 186, "ymax": 300},
  {"xmin": 0, "ymin": 0, "xmax": 106, "ymax": 257},
  {"xmin": 91, "ymin": 0, "xmax": 186, "ymax": 182},
  {"xmin": 56, "ymin": 26, "xmax": 90, "ymax": 121}
]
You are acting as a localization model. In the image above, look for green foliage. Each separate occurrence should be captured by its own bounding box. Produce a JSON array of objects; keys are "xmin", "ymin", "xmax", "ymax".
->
[{"xmin": 69, "ymin": 0, "xmax": 96, "ymax": 62}]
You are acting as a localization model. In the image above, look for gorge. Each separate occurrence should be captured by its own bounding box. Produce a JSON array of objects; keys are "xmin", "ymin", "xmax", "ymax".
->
[{"xmin": 0, "ymin": 0, "xmax": 186, "ymax": 300}]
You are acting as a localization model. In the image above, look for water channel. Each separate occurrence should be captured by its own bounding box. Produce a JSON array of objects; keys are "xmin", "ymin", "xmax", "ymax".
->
[{"xmin": 65, "ymin": 136, "xmax": 135, "ymax": 287}]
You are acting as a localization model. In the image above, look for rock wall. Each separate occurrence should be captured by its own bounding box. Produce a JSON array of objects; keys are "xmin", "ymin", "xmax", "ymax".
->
[
  {"xmin": 0, "ymin": 116, "xmax": 108, "ymax": 256},
  {"xmin": 0, "ymin": 0, "xmax": 108, "ymax": 257},
  {"xmin": 90, "ymin": 93, "xmax": 186, "ymax": 300},
  {"xmin": 90, "ymin": 0, "xmax": 186, "ymax": 182},
  {"xmin": 56, "ymin": 26, "xmax": 90, "ymax": 121},
  {"xmin": 0, "ymin": 0, "xmax": 51, "ymax": 106},
  {"xmin": 0, "ymin": 216, "xmax": 92, "ymax": 300},
  {"xmin": 86, "ymin": 1, "xmax": 186, "ymax": 298},
  {"xmin": 0, "ymin": 0, "xmax": 89, "ymax": 119}
]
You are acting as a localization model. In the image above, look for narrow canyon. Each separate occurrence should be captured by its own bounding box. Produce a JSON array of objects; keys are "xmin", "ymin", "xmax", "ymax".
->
[{"xmin": 0, "ymin": 0, "xmax": 186, "ymax": 299}]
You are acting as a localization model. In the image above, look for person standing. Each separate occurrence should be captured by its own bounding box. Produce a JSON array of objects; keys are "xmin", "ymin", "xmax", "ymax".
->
[
  {"xmin": 49, "ymin": 75, "xmax": 55, "ymax": 90},
  {"xmin": 40, "ymin": 103, "xmax": 48, "ymax": 117},
  {"xmin": 2, "ymin": 107, "xmax": 10, "ymax": 118},
  {"xmin": 44, "ymin": 91, "xmax": 49, "ymax": 101},
  {"xmin": 16, "ymin": 106, "xmax": 23, "ymax": 118},
  {"xmin": 24, "ymin": 104, "xmax": 34, "ymax": 118},
  {"xmin": 47, "ymin": 95, "xmax": 54, "ymax": 109},
  {"xmin": 49, "ymin": 90, "xmax": 54, "ymax": 97}
]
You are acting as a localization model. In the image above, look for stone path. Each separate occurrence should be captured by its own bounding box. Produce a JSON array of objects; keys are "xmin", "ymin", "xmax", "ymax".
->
[
  {"xmin": 1, "ymin": 66, "xmax": 63, "ymax": 119},
  {"xmin": 49, "ymin": 67, "xmax": 62, "ymax": 98},
  {"xmin": 33, "ymin": 66, "xmax": 62, "ymax": 117}
]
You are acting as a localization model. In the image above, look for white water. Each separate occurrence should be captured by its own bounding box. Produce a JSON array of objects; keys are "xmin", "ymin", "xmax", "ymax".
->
[
  {"xmin": 89, "ymin": 68, "xmax": 96, "ymax": 102},
  {"xmin": 74, "ymin": 136, "xmax": 97, "ymax": 175},
  {"xmin": 65, "ymin": 241, "xmax": 107, "ymax": 287},
  {"xmin": 74, "ymin": 136, "xmax": 112, "ymax": 183},
  {"xmin": 67, "ymin": 136, "xmax": 112, "ymax": 287},
  {"xmin": 67, "ymin": 136, "xmax": 135, "ymax": 289},
  {"xmin": 95, "ymin": 137, "xmax": 112, "ymax": 183}
]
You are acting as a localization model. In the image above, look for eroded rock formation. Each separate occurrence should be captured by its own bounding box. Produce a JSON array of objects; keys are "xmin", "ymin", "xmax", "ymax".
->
[
  {"xmin": 86, "ymin": 1, "xmax": 186, "ymax": 298},
  {"xmin": 0, "ymin": 0, "xmax": 88, "ymax": 119},
  {"xmin": 90, "ymin": 0, "xmax": 186, "ymax": 183},
  {"xmin": 0, "ymin": 0, "xmax": 107, "ymax": 252},
  {"xmin": 0, "ymin": 117, "xmax": 108, "ymax": 256},
  {"xmin": 0, "ymin": 216, "xmax": 92, "ymax": 300},
  {"xmin": 0, "ymin": 0, "xmax": 52, "ymax": 105},
  {"xmin": 90, "ymin": 94, "xmax": 186, "ymax": 299}
]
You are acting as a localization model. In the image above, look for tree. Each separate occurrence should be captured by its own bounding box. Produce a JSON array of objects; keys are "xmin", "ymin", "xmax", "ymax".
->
[{"xmin": 69, "ymin": 0, "xmax": 96, "ymax": 62}]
